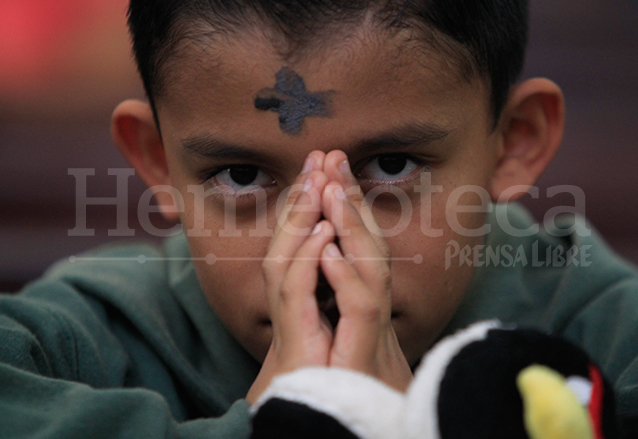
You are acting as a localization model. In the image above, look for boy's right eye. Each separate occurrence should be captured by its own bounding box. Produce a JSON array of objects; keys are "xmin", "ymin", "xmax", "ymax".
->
[{"xmin": 207, "ymin": 165, "xmax": 276, "ymax": 195}]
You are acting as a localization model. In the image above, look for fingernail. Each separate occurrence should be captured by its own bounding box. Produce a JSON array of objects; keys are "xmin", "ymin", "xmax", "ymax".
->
[
  {"xmin": 326, "ymin": 243, "xmax": 342, "ymax": 258},
  {"xmin": 302, "ymin": 156, "xmax": 315, "ymax": 173},
  {"xmin": 303, "ymin": 177, "xmax": 314, "ymax": 192},
  {"xmin": 333, "ymin": 185, "xmax": 346, "ymax": 200},
  {"xmin": 338, "ymin": 159, "xmax": 353, "ymax": 177},
  {"xmin": 312, "ymin": 223, "xmax": 322, "ymax": 235}
]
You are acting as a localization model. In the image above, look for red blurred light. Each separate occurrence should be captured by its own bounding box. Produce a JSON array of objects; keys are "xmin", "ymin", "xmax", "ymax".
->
[{"xmin": 0, "ymin": 0, "xmax": 126, "ymax": 89}]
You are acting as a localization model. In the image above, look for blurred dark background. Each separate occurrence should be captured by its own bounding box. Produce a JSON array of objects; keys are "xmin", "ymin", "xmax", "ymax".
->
[{"xmin": 1, "ymin": 0, "xmax": 637, "ymax": 292}]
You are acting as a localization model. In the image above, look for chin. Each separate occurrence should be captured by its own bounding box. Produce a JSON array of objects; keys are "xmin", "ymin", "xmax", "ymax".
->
[{"xmin": 242, "ymin": 322, "xmax": 273, "ymax": 364}]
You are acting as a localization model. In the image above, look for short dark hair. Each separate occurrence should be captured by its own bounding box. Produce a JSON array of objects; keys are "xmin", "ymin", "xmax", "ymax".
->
[{"xmin": 127, "ymin": 0, "xmax": 529, "ymax": 128}]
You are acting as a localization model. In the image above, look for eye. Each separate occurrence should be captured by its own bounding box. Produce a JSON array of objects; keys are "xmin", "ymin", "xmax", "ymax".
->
[
  {"xmin": 210, "ymin": 165, "xmax": 275, "ymax": 193},
  {"xmin": 358, "ymin": 154, "xmax": 421, "ymax": 182}
]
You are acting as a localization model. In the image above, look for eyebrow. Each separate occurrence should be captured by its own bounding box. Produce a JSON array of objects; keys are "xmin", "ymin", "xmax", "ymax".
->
[
  {"xmin": 181, "ymin": 136, "xmax": 273, "ymax": 163},
  {"xmin": 353, "ymin": 122, "xmax": 453, "ymax": 154},
  {"xmin": 180, "ymin": 121, "xmax": 452, "ymax": 161}
]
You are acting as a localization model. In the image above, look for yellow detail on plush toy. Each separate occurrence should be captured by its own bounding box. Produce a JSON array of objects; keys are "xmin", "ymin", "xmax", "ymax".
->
[{"xmin": 517, "ymin": 365, "xmax": 593, "ymax": 439}]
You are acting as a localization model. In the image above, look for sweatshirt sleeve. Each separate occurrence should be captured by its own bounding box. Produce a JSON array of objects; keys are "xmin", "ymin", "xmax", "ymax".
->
[{"xmin": 0, "ymin": 280, "xmax": 252, "ymax": 439}]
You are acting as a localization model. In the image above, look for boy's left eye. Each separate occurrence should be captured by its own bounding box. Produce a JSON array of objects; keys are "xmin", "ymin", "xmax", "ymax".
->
[
  {"xmin": 357, "ymin": 154, "xmax": 421, "ymax": 182},
  {"xmin": 210, "ymin": 165, "xmax": 275, "ymax": 192}
]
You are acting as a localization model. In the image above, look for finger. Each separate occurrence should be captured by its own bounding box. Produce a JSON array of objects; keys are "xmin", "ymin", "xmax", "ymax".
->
[
  {"xmin": 320, "ymin": 243, "xmax": 390, "ymax": 358},
  {"xmin": 324, "ymin": 150, "xmax": 365, "ymax": 210},
  {"xmin": 273, "ymin": 151, "xmax": 325, "ymax": 237},
  {"xmin": 269, "ymin": 221, "xmax": 335, "ymax": 370},
  {"xmin": 270, "ymin": 150, "xmax": 327, "ymax": 248},
  {"xmin": 263, "ymin": 151, "xmax": 328, "ymax": 333},
  {"xmin": 323, "ymin": 151, "xmax": 386, "ymax": 249},
  {"xmin": 321, "ymin": 242, "xmax": 390, "ymax": 317},
  {"xmin": 266, "ymin": 170, "xmax": 328, "ymax": 267},
  {"xmin": 303, "ymin": 150, "xmax": 326, "ymax": 175},
  {"xmin": 264, "ymin": 152, "xmax": 327, "ymax": 318},
  {"xmin": 321, "ymin": 243, "xmax": 412, "ymax": 392},
  {"xmin": 322, "ymin": 182, "xmax": 390, "ymax": 288},
  {"xmin": 263, "ymin": 172, "xmax": 328, "ymax": 317},
  {"xmin": 276, "ymin": 221, "xmax": 336, "ymax": 337}
]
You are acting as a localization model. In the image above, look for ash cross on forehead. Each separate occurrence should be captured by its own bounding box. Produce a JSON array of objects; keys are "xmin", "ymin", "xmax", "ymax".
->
[{"xmin": 254, "ymin": 67, "xmax": 334, "ymax": 135}]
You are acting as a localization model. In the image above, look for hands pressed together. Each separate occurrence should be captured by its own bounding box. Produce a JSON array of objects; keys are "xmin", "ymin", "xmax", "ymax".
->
[{"xmin": 246, "ymin": 150, "xmax": 413, "ymax": 405}]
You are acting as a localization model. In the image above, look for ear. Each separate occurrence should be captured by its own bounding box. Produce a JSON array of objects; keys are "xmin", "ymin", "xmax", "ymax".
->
[
  {"xmin": 490, "ymin": 78, "xmax": 565, "ymax": 203},
  {"xmin": 111, "ymin": 99, "xmax": 180, "ymax": 222}
]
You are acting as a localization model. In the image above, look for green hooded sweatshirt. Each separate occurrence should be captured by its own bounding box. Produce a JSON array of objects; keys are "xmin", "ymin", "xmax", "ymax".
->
[{"xmin": 1, "ymin": 203, "xmax": 637, "ymax": 437}]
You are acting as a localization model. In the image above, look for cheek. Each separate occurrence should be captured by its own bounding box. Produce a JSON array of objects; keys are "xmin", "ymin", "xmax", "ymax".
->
[
  {"xmin": 185, "ymin": 216, "xmax": 274, "ymax": 361},
  {"xmin": 194, "ymin": 257, "xmax": 272, "ymax": 361},
  {"xmin": 381, "ymin": 187, "xmax": 486, "ymax": 362},
  {"xmin": 196, "ymin": 259, "xmax": 265, "ymax": 311},
  {"xmin": 189, "ymin": 234, "xmax": 270, "ymax": 319},
  {"xmin": 180, "ymin": 194, "xmax": 277, "ymax": 316},
  {"xmin": 388, "ymin": 226, "xmax": 478, "ymax": 364},
  {"xmin": 388, "ymin": 217, "xmax": 476, "ymax": 317}
]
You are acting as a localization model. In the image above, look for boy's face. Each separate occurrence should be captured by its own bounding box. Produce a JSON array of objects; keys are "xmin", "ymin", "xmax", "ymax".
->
[{"xmin": 155, "ymin": 25, "xmax": 500, "ymax": 366}]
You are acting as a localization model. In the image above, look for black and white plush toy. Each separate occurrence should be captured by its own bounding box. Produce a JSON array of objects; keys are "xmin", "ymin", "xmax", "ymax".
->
[{"xmin": 250, "ymin": 321, "xmax": 622, "ymax": 439}]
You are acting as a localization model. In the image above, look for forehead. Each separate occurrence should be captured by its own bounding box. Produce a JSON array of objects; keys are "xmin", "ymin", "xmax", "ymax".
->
[{"xmin": 157, "ymin": 21, "xmax": 489, "ymax": 150}]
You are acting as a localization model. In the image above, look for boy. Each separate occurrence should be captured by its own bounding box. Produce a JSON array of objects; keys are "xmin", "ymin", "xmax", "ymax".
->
[{"xmin": 2, "ymin": 0, "xmax": 637, "ymax": 437}]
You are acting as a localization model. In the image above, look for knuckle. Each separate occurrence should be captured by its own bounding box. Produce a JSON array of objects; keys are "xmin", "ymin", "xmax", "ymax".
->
[
  {"xmin": 350, "ymin": 300, "xmax": 383, "ymax": 323},
  {"xmin": 278, "ymin": 279, "xmax": 295, "ymax": 304},
  {"xmin": 344, "ymin": 184, "xmax": 363, "ymax": 202},
  {"xmin": 341, "ymin": 214, "xmax": 364, "ymax": 237},
  {"xmin": 261, "ymin": 258, "xmax": 276, "ymax": 274},
  {"xmin": 261, "ymin": 260, "xmax": 281, "ymax": 286},
  {"xmin": 286, "ymin": 203, "xmax": 305, "ymax": 223},
  {"xmin": 339, "ymin": 265, "xmax": 360, "ymax": 283},
  {"xmin": 285, "ymin": 203, "xmax": 319, "ymax": 229}
]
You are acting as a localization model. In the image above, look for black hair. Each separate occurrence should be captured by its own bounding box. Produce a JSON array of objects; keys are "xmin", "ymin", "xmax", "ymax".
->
[{"xmin": 127, "ymin": 0, "xmax": 529, "ymax": 128}]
